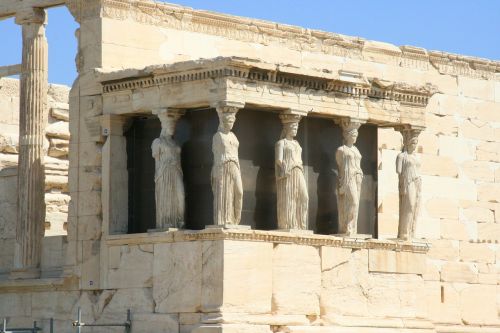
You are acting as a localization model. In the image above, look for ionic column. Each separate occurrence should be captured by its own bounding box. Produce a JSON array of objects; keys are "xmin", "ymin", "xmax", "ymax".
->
[{"xmin": 12, "ymin": 8, "xmax": 48, "ymax": 279}]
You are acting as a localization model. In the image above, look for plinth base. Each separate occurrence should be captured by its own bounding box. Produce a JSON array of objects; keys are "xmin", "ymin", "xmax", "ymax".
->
[
  {"xmin": 9, "ymin": 267, "xmax": 41, "ymax": 280},
  {"xmin": 277, "ymin": 229, "xmax": 314, "ymax": 235},
  {"xmin": 206, "ymin": 224, "xmax": 251, "ymax": 230},
  {"xmin": 148, "ymin": 227, "xmax": 180, "ymax": 233},
  {"xmin": 333, "ymin": 233, "xmax": 372, "ymax": 239}
]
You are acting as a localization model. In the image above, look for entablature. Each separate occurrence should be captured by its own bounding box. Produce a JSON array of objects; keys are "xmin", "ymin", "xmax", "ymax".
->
[{"xmin": 100, "ymin": 57, "xmax": 437, "ymax": 129}]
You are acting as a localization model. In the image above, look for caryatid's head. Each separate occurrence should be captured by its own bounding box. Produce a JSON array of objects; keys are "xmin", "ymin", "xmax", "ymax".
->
[
  {"xmin": 157, "ymin": 111, "xmax": 181, "ymax": 137},
  {"xmin": 279, "ymin": 114, "xmax": 301, "ymax": 139},
  {"xmin": 340, "ymin": 119, "xmax": 362, "ymax": 146},
  {"xmin": 404, "ymin": 131, "xmax": 420, "ymax": 154},
  {"xmin": 217, "ymin": 110, "xmax": 237, "ymax": 132}
]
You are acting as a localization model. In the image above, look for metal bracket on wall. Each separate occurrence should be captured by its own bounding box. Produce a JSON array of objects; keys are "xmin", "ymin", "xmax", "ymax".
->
[{"xmin": 72, "ymin": 308, "xmax": 131, "ymax": 333}]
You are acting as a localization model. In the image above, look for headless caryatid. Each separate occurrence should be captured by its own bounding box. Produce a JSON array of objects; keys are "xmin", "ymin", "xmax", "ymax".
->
[
  {"xmin": 152, "ymin": 109, "xmax": 185, "ymax": 230},
  {"xmin": 211, "ymin": 105, "xmax": 243, "ymax": 226},
  {"xmin": 336, "ymin": 119, "xmax": 363, "ymax": 236},
  {"xmin": 396, "ymin": 129, "xmax": 422, "ymax": 241},
  {"xmin": 275, "ymin": 114, "xmax": 308, "ymax": 230}
]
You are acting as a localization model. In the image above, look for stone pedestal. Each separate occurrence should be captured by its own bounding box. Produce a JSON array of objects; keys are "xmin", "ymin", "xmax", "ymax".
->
[{"xmin": 11, "ymin": 8, "xmax": 48, "ymax": 279}]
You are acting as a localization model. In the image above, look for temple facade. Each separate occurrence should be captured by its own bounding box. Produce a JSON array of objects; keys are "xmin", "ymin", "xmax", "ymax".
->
[{"xmin": 0, "ymin": 1, "xmax": 499, "ymax": 332}]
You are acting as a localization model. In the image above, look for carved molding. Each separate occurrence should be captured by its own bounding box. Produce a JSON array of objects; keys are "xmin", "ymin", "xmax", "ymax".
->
[
  {"xmin": 85, "ymin": 0, "xmax": 500, "ymax": 80},
  {"xmin": 105, "ymin": 229, "xmax": 431, "ymax": 253}
]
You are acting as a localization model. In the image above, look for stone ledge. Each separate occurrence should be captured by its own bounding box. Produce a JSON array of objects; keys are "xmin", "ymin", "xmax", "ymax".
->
[
  {"xmin": 106, "ymin": 229, "xmax": 430, "ymax": 253},
  {"xmin": 0, "ymin": 275, "xmax": 77, "ymax": 293}
]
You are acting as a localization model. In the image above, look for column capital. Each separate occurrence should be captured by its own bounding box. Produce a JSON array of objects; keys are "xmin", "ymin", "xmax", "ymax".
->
[
  {"xmin": 153, "ymin": 108, "xmax": 185, "ymax": 119},
  {"xmin": 211, "ymin": 100, "xmax": 245, "ymax": 114},
  {"xmin": 395, "ymin": 124, "xmax": 425, "ymax": 134},
  {"xmin": 279, "ymin": 113, "xmax": 302, "ymax": 125},
  {"xmin": 334, "ymin": 117, "xmax": 366, "ymax": 131},
  {"xmin": 15, "ymin": 8, "xmax": 47, "ymax": 26}
]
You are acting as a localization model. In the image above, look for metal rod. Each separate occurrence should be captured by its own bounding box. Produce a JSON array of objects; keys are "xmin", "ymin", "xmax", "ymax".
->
[
  {"xmin": 73, "ymin": 308, "xmax": 131, "ymax": 332},
  {"xmin": 49, "ymin": 318, "xmax": 53, "ymax": 333}
]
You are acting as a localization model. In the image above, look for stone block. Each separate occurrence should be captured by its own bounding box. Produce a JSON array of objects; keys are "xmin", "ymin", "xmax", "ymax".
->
[
  {"xmin": 458, "ymin": 76, "xmax": 495, "ymax": 101},
  {"xmin": 423, "ymin": 282, "xmax": 461, "ymax": 324},
  {"xmin": 321, "ymin": 246, "xmax": 352, "ymax": 271},
  {"xmin": 31, "ymin": 291, "xmax": 79, "ymax": 320},
  {"xmin": 440, "ymin": 262, "xmax": 478, "ymax": 283},
  {"xmin": 417, "ymin": 131, "xmax": 439, "ymax": 155},
  {"xmin": 81, "ymin": 240, "xmax": 100, "ymax": 290},
  {"xmin": 462, "ymin": 160, "xmax": 496, "ymax": 182},
  {"xmin": 368, "ymin": 249, "xmax": 426, "ymax": 274},
  {"xmin": 462, "ymin": 206, "xmax": 494, "ymax": 223},
  {"xmin": 77, "ymin": 215, "xmax": 102, "ymax": 241},
  {"xmin": 460, "ymin": 242, "xmax": 496, "ymax": 263},
  {"xmin": 420, "ymin": 154, "xmax": 458, "ymax": 178},
  {"xmin": 477, "ymin": 223, "xmax": 500, "ymax": 242},
  {"xmin": 476, "ymin": 142, "xmax": 500, "ymax": 163},
  {"xmin": 41, "ymin": 236, "xmax": 67, "ymax": 272},
  {"xmin": 438, "ymin": 136, "xmax": 475, "ymax": 164},
  {"xmin": 421, "ymin": 176, "xmax": 477, "ymax": 201},
  {"xmin": 272, "ymin": 244, "xmax": 321, "ymax": 315},
  {"xmin": 461, "ymin": 98, "xmax": 500, "ymax": 122},
  {"xmin": 192, "ymin": 324, "xmax": 272, "ymax": 333},
  {"xmin": 320, "ymin": 249, "xmax": 369, "ymax": 317},
  {"xmin": 425, "ymin": 198, "xmax": 459, "ymax": 219},
  {"xmin": 222, "ymin": 240, "xmax": 273, "ymax": 313},
  {"xmin": 459, "ymin": 119, "xmax": 495, "ymax": 142},
  {"xmin": 154, "ymin": 241, "xmax": 202, "ymax": 313},
  {"xmin": 478, "ymin": 183, "xmax": 500, "ymax": 203},
  {"xmin": 132, "ymin": 313, "xmax": 179, "ymax": 333},
  {"xmin": 376, "ymin": 212, "xmax": 399, "ymax": 239},
  {"xmin": 440, "ymin": 219, "xmax": 470, "ymax": 241},
  {"xmin": 460, "ymin": 285, "xmax": 497, "ymax": 325},
  {"xmin": 108, "ymin": 244, "xmax": 153, "ymax": 289},
  {"xmin": 0, "ymin": 201, "xmax": 16, "ymax": 239},
  {"xmin": 201, "ymin": 240, "xmax": 223, "ymax": 313},
  {"xmin": 415, "ymin": 216, "xmax": 441, "ymax": 240},
  {"xmin": 46, "ymin": 121, "xmax": 70, "ymax": 140},
  {"xmin": 378, "ymin": 128, "xmax": 401, "ymax": 151},
  {"xmin": 77, "ymin": 190, "xmax": 102, "ymax": 216},
  {"xmin": 427, "ymin": 240, "xmax": 459, "ymax": 261},
  {"xmin": 426, "ymin": 114, "xmax": 458, "ymax": 136},
  {"xmin": 0, "ymin": 293, "xmax": 31, "ymax": 317}
]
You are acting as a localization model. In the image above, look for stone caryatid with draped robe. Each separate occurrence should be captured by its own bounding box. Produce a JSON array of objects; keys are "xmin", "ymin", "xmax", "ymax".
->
[
  {"xmin": 275, "ymin": 114, "xmax": 309, "ymax": 230},
  {"xmin": 396, "ymin": 128, "xmax": 422, "ymax": 241},
  {"xmin": 211, "ymin": 104, "xmax": 243, "ymax": 226},
  {"xmin": 152, "ymin": 109, "xmax": 185, "ymax": 230},
  {"xmin": 336, "ymin": 119, "xmax": 364, "ymax": 236}
]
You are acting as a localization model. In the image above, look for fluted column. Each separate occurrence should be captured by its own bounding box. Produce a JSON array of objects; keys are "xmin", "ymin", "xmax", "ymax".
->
[{"xmin": 11, "ymin": 8, "xmax": 48, "ymax": 279}]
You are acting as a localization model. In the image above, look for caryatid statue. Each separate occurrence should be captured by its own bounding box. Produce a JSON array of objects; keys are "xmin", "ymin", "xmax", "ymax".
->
[
  {"xmin": 211, "ymin": 102, "xmax": 244, "ymax": 226},
  {"xmin": 396, "ymin": 128, "xmax": 422, "ymax": 241},
  {"xmin": 152, "ymin": 109, "xmax": 185, "ymax": 230},
  {"xmin": 335, "ymin": 118, "xmax": 364, "ymax": 236},
  {"xmin": 275, "ymin": 114, "xmax": 309, "ymax": 230}
]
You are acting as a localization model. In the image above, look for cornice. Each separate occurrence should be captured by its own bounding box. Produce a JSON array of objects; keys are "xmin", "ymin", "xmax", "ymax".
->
[
  {"xmin": 106, "ymin": 228, "xmax": 431, "ymax": 253},
  {"xmin": 83, "ymin": 0, "xmax": 500, "ymax": 80},
  {"xmin": 100, "ymin": 57, "xmax": 437, "ymax": 108}
]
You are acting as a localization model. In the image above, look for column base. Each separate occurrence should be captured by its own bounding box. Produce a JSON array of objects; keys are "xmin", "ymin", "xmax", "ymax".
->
[
  {"xmin": 9, "ymin": 267, "xmax": 41, "ymax": 280},
  {"xmin": 206, "ymin": 224, "xmax": 251, "ymax": 230}
]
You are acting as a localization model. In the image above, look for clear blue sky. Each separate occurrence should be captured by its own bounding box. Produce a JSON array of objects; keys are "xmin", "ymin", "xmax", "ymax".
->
[{"xmin": 1, "ymin": 0, "xmax": 499, "ymax": 86}]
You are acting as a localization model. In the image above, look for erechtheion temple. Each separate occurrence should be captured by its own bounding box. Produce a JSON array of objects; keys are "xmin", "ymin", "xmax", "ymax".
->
[{"xmin": 0, "ymin": 0, "xmax": 499, "ymax": 332}]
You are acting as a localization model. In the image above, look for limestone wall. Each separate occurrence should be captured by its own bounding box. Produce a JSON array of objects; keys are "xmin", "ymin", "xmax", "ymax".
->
[
  {"xmin": 1, "ymin": 0, "xmax": 498, "ymax": 332},
  {"xmin": 0, "ymin": 78, "xmax": 70, "ymax": 275}
]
